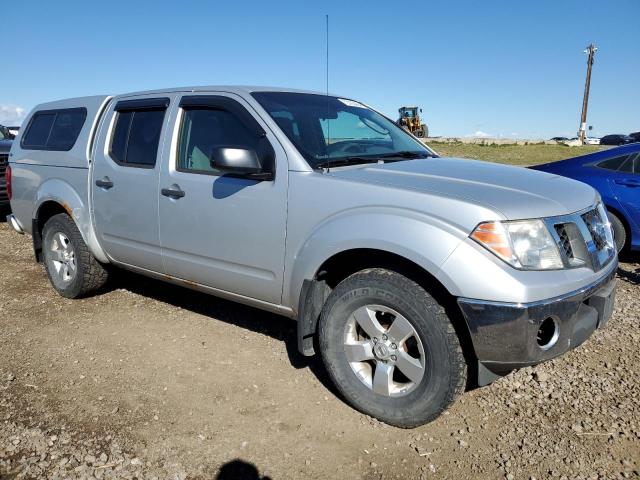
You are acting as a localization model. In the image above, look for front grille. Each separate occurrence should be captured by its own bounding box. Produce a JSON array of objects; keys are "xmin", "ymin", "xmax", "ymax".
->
[
  {"xmin": 554, "ymin": 224, "xmax": 574, "ymax": 259},
  {"xmin": 548, "ymin": 206, "xmax": 615, "ymax": 272},
  {"xmin": 581, "ymin": 209, "xmax": 607, "ymax": 250}
]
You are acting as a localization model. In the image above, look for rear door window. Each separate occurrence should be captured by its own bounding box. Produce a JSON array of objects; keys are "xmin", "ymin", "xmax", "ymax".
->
[
  {"xmin": 21, "ymin": 109, "xmax": 87, "ymax": 150},
  {"xmin": 109, "ymin": 99, "xmax": 168, "ymax": 168},
  {"xmin": 618, "ymin": 156, "xmax": 635, "ymax": 173},
  {"xmin": 596, "ymin": 155, "xmax": 631, "ymax": 171}
]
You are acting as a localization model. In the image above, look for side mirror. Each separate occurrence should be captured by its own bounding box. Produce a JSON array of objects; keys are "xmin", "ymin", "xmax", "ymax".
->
[{"xmin": 210, "ymin": 147, "xmax": 263, "ymax": 175}]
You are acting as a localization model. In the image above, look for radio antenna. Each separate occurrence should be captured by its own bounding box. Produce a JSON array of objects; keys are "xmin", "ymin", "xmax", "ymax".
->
[{"xmin": 325, "ymin": 14, "xmax": 330, "ymax": 171}]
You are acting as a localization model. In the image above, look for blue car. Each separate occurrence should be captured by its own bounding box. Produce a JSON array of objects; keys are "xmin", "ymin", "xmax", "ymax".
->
[{"xmin": 531, "ymin": 143, "xmax": 640, "ymax": 253}]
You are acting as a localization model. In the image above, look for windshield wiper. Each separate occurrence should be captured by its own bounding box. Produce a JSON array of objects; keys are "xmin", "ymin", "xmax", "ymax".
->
[
  {"xmin": 376, "ymin": 151, "xmax": 434, "ymax": 160},
  {"xmin": 315, "ymin": 151, "xmax": 434, "ymax": 169},
  {"xmin": 315, "ymin": 157, "xmax": 382, "ymax": 169}
]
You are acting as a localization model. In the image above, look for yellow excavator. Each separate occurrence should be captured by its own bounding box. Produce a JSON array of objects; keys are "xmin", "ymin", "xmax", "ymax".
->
[{"xmin": 397, "ymin": 106, "xmax": 428, "ymax": 138}]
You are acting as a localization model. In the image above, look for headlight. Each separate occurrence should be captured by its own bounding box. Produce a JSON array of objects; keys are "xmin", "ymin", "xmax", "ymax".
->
[
  {"xmin": 595, "ymin": 203, "xmax": 616, "ymax": 250},
  {"xmin": 471, "ymin": 219, "xmax": 563, "ymax": 270}
]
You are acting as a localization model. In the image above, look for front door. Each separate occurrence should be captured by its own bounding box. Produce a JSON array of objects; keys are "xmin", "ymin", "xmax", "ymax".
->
[
  {"xmin": 92, "ymin": 95, "xmax": 175, "ymax": 272},
  {"xmin": 158, "ymin": 93, "xmax": 288, "ymax": 304}
]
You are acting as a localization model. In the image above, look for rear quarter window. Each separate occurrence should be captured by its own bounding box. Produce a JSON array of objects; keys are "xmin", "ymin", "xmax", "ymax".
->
[{"xmin": 21, "ymin": 108, "xmax": 87, "ymax": 151}]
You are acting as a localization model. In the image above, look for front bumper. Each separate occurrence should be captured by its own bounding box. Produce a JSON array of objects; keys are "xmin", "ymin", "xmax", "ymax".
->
[{"xmin": 458, "ymin": 259, "xmax": 617, "ymax": 382}]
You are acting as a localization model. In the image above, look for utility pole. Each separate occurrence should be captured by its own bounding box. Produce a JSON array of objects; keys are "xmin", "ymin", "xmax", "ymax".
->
[{"xmin": 578, "ymin": 43, "xmax": 597, "ymax": 144}]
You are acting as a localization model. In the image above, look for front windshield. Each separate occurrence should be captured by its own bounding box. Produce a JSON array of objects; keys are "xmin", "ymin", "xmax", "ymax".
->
[{"xmin": 252, "ymin": 92, "xmax": 436, "ymax": 168}]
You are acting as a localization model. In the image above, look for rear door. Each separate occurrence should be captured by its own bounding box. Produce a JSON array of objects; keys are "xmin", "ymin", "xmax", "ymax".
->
[
  {"xmin": 92, "ymin": 95, "xmax": 175, "ymax": 272},
  {"xmin": 157, "ymin": 93, "xmax": 288, "ymax": 304}
]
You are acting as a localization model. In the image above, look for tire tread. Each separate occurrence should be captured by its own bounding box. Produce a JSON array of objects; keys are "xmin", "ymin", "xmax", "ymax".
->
[
  {"xmin": 43, "ymin": 214, "xmax": 108, "ymax": 298},
  {"xmin": 319, "ymin": 268, "xmax": 467, "ymax": 428}
]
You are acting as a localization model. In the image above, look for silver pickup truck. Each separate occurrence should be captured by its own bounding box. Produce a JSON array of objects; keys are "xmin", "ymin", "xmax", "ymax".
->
[{"xmin": 6, "ymin": 87, "xmax": 617, "ymax": 427}]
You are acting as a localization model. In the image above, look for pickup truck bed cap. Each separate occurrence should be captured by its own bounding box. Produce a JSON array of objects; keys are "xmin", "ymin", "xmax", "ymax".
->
[{"xmin": 15, "ymin": 95, "xmax": 112, "ymax": 169}]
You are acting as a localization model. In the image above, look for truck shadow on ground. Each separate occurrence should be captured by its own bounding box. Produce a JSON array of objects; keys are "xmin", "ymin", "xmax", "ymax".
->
[{"xmin": 109, "ymin": 269, "xmax": 339, "ymax": 396}]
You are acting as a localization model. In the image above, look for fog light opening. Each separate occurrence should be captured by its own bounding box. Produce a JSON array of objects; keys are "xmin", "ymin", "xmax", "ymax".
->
[{"xmin": 537, "ymin": 317, "xmax": 559, "ymax": 350}]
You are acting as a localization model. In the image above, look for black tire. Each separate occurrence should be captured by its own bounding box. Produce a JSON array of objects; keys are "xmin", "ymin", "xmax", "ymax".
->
[
  {"xmin": 607, "ymin": 211, "xmax": 626, "ymax": 253},
  {"xmin": 42, "ymin": 213, "xmax": 108, "ymax": 298},
  {"xmin": 318, "ymin": 268, "xmax": 467, "ymax": 428},
  {"xmin": 421, "ymin": 124, "xmax": 429, "ymax": 138}
]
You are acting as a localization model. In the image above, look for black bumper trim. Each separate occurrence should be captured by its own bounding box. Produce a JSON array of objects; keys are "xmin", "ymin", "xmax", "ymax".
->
[{"xmin": 458, "ymin": 261, "xmax": 617, "ymax": 380}]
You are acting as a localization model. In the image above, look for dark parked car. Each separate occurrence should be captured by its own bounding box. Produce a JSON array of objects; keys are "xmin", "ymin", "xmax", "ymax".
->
[
  {"xmin": 629, "ymin": 131, "xmax": 640, "ymax": 143},
  {"xmin": 0, "ymin": 125, "xmax": 13, "ymax": 207},
  {"xmin": 550, "ymin": 136, "xmax": 569, "ymax": 141},
  {"xmin": 600, "ymin": 134, "xmax": 633, "ymax": 146},
  {"xmin": 531, "ymin": 143, "xmax": 640, "ymax": 252}
]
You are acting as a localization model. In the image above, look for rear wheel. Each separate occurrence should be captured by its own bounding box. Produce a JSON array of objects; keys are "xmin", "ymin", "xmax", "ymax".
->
[
  {"xmin": 42, "ymin": 214, "xmax": 108, "ymax": 298},
  {"xmin": 607, "ymin": 211, "xmax": 626, "ymax": 253},
  {"xmin": 318, "ymin": 268, "xmax": 467, "ymax": 428}
]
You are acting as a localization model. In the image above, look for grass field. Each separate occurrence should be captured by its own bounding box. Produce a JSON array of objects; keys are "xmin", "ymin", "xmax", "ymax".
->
[{"xmin": 427, "ymin": 142, "xmax": 606, "ymax": 166}]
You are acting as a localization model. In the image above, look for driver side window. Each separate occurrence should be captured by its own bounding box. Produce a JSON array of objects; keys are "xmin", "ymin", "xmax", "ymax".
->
[{"xmin": 177, "ymin": 108, "xmax": 260, "ymax": 175}]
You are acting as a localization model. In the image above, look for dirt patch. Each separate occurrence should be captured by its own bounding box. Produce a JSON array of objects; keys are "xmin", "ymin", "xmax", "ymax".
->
[{"xmin": 0, "ymin": 221, "xmax": 638, "ymax": 479}]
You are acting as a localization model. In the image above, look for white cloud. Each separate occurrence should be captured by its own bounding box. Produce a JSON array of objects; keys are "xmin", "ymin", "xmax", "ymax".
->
[
  {"xmin": 465, "ymin": 130, "xmax": 492, "ymax": 138},
  {"xmin": 0, "ymin": 104, "xmax": 27, "ymax": 126}
]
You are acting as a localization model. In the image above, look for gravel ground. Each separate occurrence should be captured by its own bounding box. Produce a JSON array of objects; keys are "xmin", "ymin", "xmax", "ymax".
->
[{"xmin": 0, "ymin": 219, "xmax": 639, "ymax": 479}]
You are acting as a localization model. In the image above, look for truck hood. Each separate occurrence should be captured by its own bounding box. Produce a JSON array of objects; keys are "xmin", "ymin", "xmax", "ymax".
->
[{"xmin": 327, "ymin": 157, "xmax": 598, "ymax": 220}]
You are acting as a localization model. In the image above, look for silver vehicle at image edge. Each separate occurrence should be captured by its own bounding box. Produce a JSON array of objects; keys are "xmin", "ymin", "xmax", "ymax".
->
[{"xmin": 6, "ymin": 87, "xmax": 618, "ymax": 427}]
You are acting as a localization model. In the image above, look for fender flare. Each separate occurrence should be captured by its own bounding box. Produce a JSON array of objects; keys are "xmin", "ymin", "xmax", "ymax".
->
[
  {"xmin": 288, "ymin": 209, "xmax": 466, "ymax": 355},
  {"xmin": 33, "ymin": 178, "xmax": 109, "ymax": 263}
]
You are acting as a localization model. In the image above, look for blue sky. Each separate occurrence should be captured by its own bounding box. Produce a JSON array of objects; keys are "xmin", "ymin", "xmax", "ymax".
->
[{"xmin": 1, "ymin": 0, "xmax": 638, "ymax": 138}]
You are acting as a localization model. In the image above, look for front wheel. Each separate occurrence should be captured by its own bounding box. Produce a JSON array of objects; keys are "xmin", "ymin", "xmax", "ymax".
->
[{"xmin": 318, "ymin": 268, "xmax": 467, "ymax": 428}]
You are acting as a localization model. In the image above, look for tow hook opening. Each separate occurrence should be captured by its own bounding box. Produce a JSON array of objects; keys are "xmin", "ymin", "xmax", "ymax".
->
[{"xmin": 537, "ymin": 317, "xmax": 559, "ymax": 350}]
